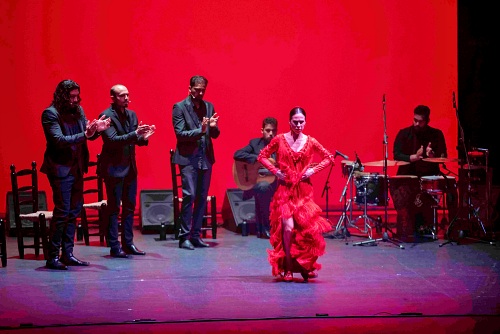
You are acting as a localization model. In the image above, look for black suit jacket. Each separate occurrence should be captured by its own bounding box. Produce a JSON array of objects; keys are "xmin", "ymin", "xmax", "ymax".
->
[
  {"xmin": 98, "ymin": 106, "xmax": 148, "ymax": 178},
  {"xmin": 172, "ymin": 96, "xmax": 220, "ymax": 166},
  {"xmin": 41, "ymin": 106, "xmax": 97, "ymax": 177},
  {"xmin": 234, "ymin": 137, "xmax": 272, "ymax": 164}
]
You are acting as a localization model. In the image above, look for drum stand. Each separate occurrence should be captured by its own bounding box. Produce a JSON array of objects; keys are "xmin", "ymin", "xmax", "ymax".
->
[
  {"xmin": 420, "ymin": 190, "xmax": 444, "ymax": 240},
  {"xmin": 329, "ymin": 162, "xmax": 360, "ymax": 243},
  {"xmin": 351, "ymin": 179, "xmax": 377, "ymax": 240}
]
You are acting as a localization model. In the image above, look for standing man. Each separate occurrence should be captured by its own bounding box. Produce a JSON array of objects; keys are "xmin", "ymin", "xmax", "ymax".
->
[
  {"xmin": 99, "ymin": 84, "xmax": 155, "ymax": 258},
  {"xmin": 234, "ymin": 117, "xmax": 278, "ymax": 238},
  {"xmin": 172, "ymin": 75, "xmax": 220, "ymax": 250},
  {"xmin": 41, "ymin": 79, "xmax": 111, "ymax": 270}
]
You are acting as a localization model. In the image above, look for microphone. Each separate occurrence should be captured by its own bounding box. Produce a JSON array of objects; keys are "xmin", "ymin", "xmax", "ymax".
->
[
  {"xmin": 383, "ymin": 94, "xmax": 385, "ymax": 103},
  {"xmin": 452, "ymin": 91, "xmax": 456, "ymax": 109},
  {"xmin": 334, "ymin": 150, "xmax": 349, "ymax": 160}
]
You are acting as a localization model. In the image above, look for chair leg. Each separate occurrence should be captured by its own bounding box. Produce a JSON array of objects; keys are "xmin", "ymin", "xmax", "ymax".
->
[
  {"xmin": 16, "ymin": 222, "xmax": 24, "ymax": 260},
  {"xmin": 174, "ymin": 217, "xmax": 180, "ymax": 240},
  {"xmin": 1, "ymin": 219, "xmax": 6, "ymax": 267},
  {"xmin": 39, "ymin": 214, "xmax": 49, "ymax": 260},
  {"xmin": 81, "ymin": 208, "xmax": 90, "ymax": 246},
  {"xmin": 33, "ymin": 220, "xmax": 41, "ymax": 257},
  {"xmin": 99, "ymin": 204, "xmax": 107, "ymax": 246},
  {"xmin": 211, "ymin": 196, "xmax": 217, "ymax": 239}
]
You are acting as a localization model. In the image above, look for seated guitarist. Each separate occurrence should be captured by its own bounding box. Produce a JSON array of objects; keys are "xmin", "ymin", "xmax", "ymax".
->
[{"xmin": 233, "ymin": 117, "xmax": 278, "ymax": 238}]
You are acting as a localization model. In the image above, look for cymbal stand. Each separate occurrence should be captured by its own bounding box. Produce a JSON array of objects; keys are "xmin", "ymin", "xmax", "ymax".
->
[
  {"xmin": 440, "ymin": 169, "xmax": 494, "ymax": 246},
  {"xmin": 330, "ymin": 161, "xmax": 360, "ymax": 243},
  {"xmin": 440, "ymin": 93, "xmax": 495, "ymax": 246},
  {"xmin": 353, "ymin": 94, "xmax": 404, "ymax": 248}
]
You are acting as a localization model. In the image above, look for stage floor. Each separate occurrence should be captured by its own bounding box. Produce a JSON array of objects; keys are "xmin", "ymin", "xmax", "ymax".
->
[{"xmin": 1, "ymin": 217, "xmax": 499, "ymax": 333}]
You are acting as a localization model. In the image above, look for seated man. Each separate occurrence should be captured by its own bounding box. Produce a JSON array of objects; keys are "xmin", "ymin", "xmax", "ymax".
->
[
  {"xmin": 233, "ymin": 117, "xmax": 278, "ymax": 238},
  {"xmin": 393, "ymin": 104, "xmax": 458, "ymax": 236}
]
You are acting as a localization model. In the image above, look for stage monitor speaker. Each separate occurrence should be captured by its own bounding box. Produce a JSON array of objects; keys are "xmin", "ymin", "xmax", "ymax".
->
[
  {"xmin": 5, "ymin": 190, "xmax": 47, "ymax": 236},
  {"xmin": 140, "ymin": 190, "xmax": 174, "ymax": 233},
  {"xmin": 222, "ymin": 188, "xmax": 256, "ymax": 234}
]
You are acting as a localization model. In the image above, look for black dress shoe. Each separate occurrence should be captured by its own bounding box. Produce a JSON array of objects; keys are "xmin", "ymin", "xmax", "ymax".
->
[
  {"xmin": 110, "ymin": 248, "xmax": 129, "ymax": 258},
  {"xmin": 123, "ymin": 244, "xmax": 146, "ymax": 255},
  {"xmin": 46, "ymin": 257, "xmax": 68, "ymax": 270},
  {"xmin": 61, "ymin": 253, "xmax": 90, "ymax": 266},
  {"xmin": 262, "ymin": 230, "xmax": 271, "ymax": 239},
  {"xmin": 259, "ymin": 230, "xmax": 271, "ymax": 239},
  {"xmin": 191, "ymin": 238, "xmax": 209, "ymax": 248},
  {"xmin": 179, "ymin": 239, "xmax": 195, "ymax": 250}
]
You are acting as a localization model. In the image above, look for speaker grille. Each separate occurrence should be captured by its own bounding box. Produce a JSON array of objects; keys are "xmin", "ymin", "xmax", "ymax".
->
[
  {"xmin": 222, "ymin": 189, "xmax": 256, "ymax": 233},
  {"xmin": 140, "ymin": 190, "xmax": 174, "ymax": 231},
  {"xmin": 235, "ymin": 202, "xmax": 256, "ymax": 222}
]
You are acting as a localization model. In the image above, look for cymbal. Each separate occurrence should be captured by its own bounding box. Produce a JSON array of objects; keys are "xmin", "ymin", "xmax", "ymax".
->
[
  {"xmin": 353, "ymin": 171, "xmax": 371, "ymax": 177},
  {"xmin": 363, "ymin": 160, "xmax": 410, "ymax": 167},
  {"xmin": 422, "ymin": 157, "xmax": 458, "ymax": 163},
  {"xmin": 341, "ymin": 159, "xmax": 355, "ymax": 165}
]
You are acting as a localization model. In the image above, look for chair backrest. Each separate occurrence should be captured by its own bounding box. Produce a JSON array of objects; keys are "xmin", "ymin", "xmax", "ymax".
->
[
  {"xmin": 10, "ymin": 162, "xmax": 39, "ymax": 223},
  {"xmin": 83, "ymin": 154, "xmax": 104, "ymax": 203}
]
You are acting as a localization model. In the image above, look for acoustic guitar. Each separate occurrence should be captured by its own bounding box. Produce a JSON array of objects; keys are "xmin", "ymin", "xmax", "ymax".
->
[{"xmin": 232, "ymin": 159, "xmax": 276, "ymax": 191}]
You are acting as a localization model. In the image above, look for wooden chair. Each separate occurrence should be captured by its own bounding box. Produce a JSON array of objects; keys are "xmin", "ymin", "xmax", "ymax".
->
[
  {"xmin": 0, "ymin": 218, "xmax": 6, "ymax": 267},
  {"xmin": 169, "ymin": 149, "xmax": 217, "ymax": 240},
  {"xmin": 80, "ymin": 154, "xmax": 108, "ymax": 246},
  {"xmin": 10, "ymin": 162, "xmax": 52, "ymax": 259}
]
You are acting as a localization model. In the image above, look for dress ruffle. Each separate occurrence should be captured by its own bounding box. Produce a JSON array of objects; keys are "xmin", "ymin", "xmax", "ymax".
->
[{"xmin": 258, "ymin": 134, "xmax": 334, "ymax": 277}]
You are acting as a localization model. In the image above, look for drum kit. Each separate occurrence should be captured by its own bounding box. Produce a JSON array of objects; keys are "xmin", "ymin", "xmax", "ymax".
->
[{"xmin": 333, "ymin": 157, "xmax": 460, "ymax": 243}]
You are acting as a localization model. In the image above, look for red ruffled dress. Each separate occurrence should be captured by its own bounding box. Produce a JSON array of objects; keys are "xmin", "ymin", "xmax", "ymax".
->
[{"xmin": 257, "ymin": 134, "xmax": 335, "ymax": 277}]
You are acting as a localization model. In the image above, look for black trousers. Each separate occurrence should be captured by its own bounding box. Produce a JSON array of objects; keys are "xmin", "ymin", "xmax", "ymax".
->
[
  {"xmin": 178, "ymin": 164, "xmax": 212, "ymax": 241},
  {"xmin": 47, "ymin": 173, "xmax": 83, "ymax": 259},
  {"xmin": 104, "ymin": 171, "xmax": 137, "ymax": 252}
]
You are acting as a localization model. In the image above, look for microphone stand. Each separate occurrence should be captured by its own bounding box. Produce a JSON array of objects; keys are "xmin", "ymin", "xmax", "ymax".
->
[
  {"xmin": 321, "ymin": 163, "xmax": 334, "ymax": 221},
  {"xmin": 353, "ymin": 94, "xmax": 404, "ymax": 248}
]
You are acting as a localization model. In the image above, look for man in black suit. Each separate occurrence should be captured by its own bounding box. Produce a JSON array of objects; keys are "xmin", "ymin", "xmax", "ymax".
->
[
  {"xmin": 234, "ymin": 117, "xmax": 278, "ymax": 238},
  {"xmin": 99, "ymin": 84, "xmax": 155, "ymax": 258},
  {"xmin": 41, "ymin": 79, "xmax": 111, "ymax": 270},
  {"xmin": 172, "ymin": 75, "xmax": 220, "ymax": 250}
]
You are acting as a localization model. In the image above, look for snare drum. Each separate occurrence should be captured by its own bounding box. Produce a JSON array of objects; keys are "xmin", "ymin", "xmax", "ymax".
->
[
  {"xmin": 341, "ymin": 160, "xmax": 355, "ymax": 178},
  {"xmin": 420, "ymin": 175, "xmax": 456, "ymax": 194},
  {"xmin": 354, "ymin": 174, "xmax": 387, "ymax": 206}
]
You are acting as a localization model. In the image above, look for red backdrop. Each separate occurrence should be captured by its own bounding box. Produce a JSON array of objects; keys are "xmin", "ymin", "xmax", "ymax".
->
[{"xmin": 0, "ymin": 0, "xmax": 457, "ymax": 214}]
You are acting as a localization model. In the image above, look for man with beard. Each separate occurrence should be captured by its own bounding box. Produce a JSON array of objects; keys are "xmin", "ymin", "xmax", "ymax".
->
[
  {"xmin": 393, "ymin": 104, "xmax": 457, "ymax": 238},
  {"xmin": 172, "ymin": 75, "xmax": 220, "ymax": 250},
  {"xmin": 41, "ymin": 79, "xmax": 111, "ymax": 270},
  {"xmin": 233, "ymin": 117, "xmax": 278, "ymax": 238},
  {"xmin": 393, "ymin": 105, "xmax": 447, "ymax": 177},
  {"xmin": 99, "ymin": 84, "xmax": 155, "ymax": 258}
]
